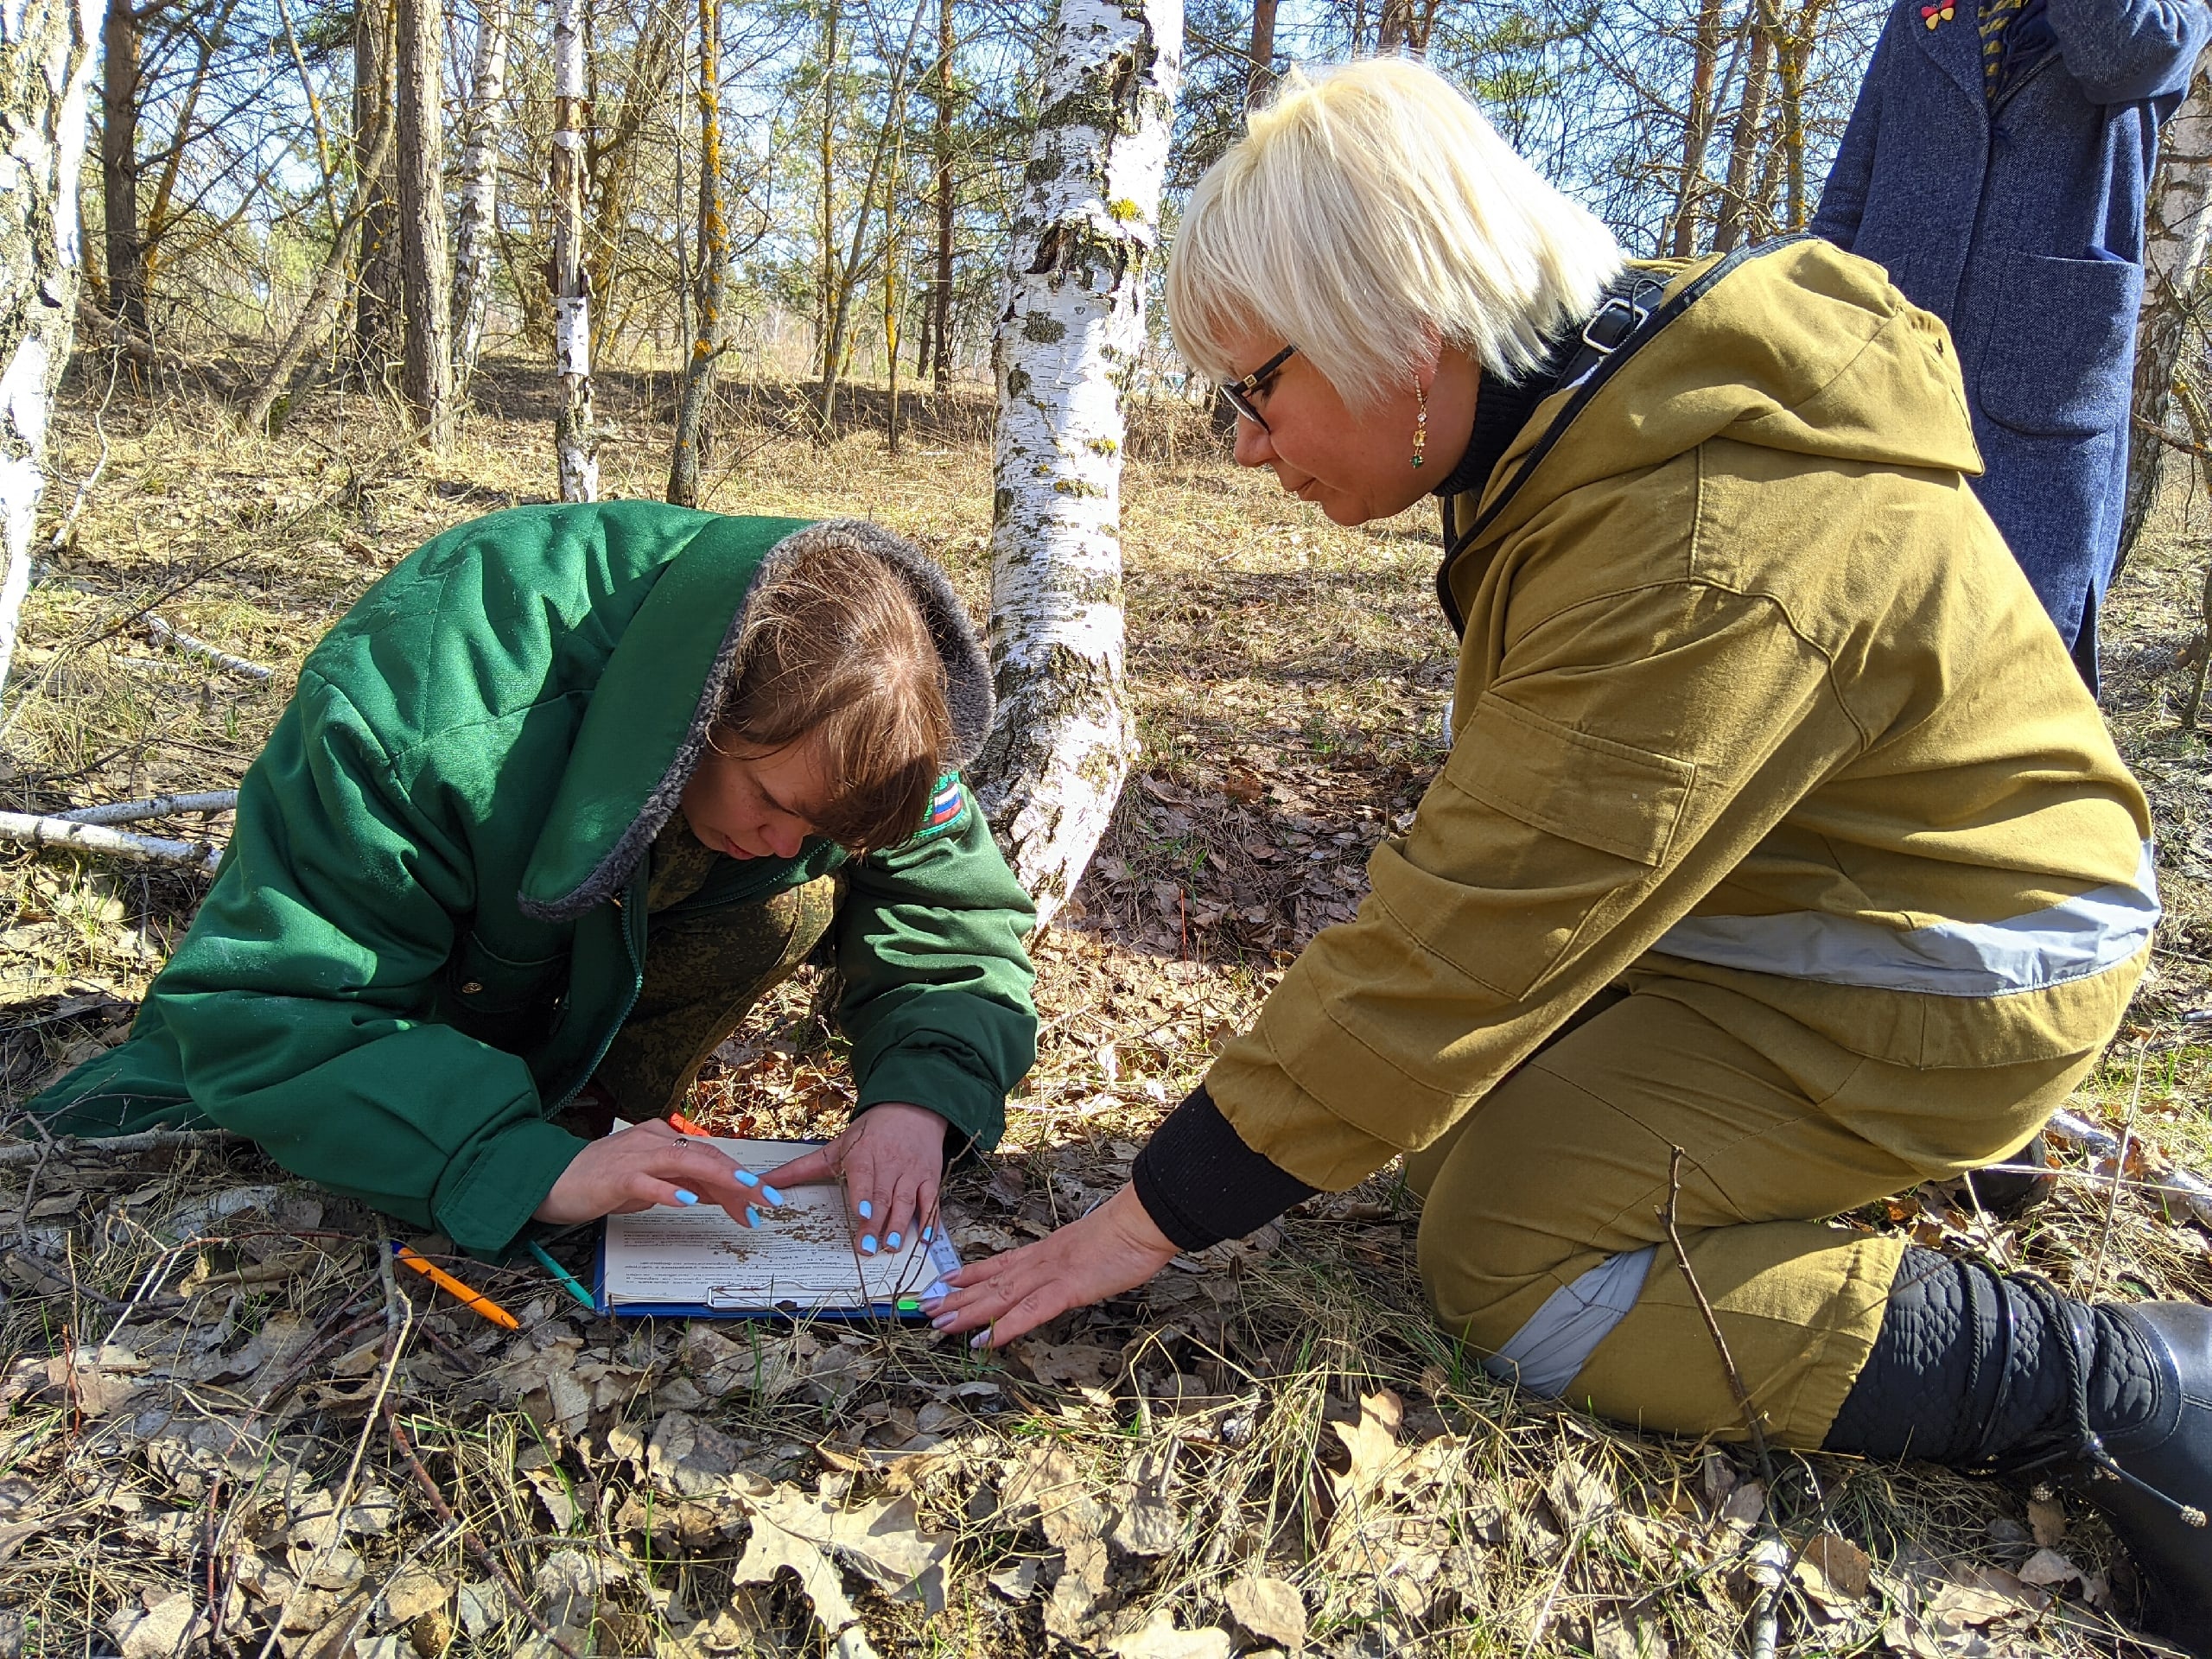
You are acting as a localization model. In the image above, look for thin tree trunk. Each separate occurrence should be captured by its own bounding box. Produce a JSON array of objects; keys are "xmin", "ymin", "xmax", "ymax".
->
[
  {"xmin": 817, "ymin": 0, "xmax": 928, "ymax": 436},
  {"xmin": 1669, "ymin": 0, "xmax": 1726, "ymax": 255},
  {"xmin": 1712, "ymin": 0, "xmax": 1776, "ymax": 254},
  {"xmin": 550, "ymin": 0, "xmax": 597, "ymax": 501},
  {"xmin": 817, "ymin": 0, "xmax": 841, "ymax": 422},
  {"xmin": 926, "ymin": 0, "xmax": 954, "ymax": 390},
  {"xmin": 353, "ymin": 0, "xmax": 398, "ymax": 380},
  {"xmin": 2120, "ymin": 66, "xmax": 2212, "ymax": 575},
  {"xmin": 139, "ymin": 0, "xmax": 231, "ymax": 302},
  {"xmin": 973, "ymin": 0, "xmax": 1180, "ymax": 927},
  {"xmin": 1776, "ymin": 0, "xmax": 1829, "ymax": 231},
  {"xmin": 584, "ymin": 0, "xmax": 684, "ymax": 353},
  {"xmin": 668, "ymin": 0, "xmax": 723, "ymax": 507},
  {"xmin": 101, "ymin": 0, "xmax": 148, "ymax": 334},
  {"xmin": 396, "ymin": 0, "xmax": 452, "ymax": 445},
  {"xmin": 0, "ymin": 0, "xmax": 101, "ymax": 702},
  {"xmin": 238, "ymin": 103, "xmax": 397, "ymax": 433},
  {"xmin": 449, "ymin": 0, "xmax": 511, "ymax": 391}
]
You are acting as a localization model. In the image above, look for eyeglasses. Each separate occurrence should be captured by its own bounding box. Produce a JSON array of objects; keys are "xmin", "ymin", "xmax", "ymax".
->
[{"xmin": 1219, "ymin": 344, "xmax": 1298, "ymax": 429}]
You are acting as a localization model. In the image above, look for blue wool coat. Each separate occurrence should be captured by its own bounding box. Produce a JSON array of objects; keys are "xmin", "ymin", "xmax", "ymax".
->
[{"xmin": 1811, "ymin": 0, "xmax": 2207, "ymax": 682}]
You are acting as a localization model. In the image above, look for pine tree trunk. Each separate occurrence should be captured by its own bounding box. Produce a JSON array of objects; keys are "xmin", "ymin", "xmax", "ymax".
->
[
  {"xmin": 100, "ymin": 0, "xmax": 146, "ymax": 335},
  {"xmin": 667, "ymin": 0, "xmax": 722, "ymax": 507},
  {"xmin": 0, "ymin": 0, "xmax": 100, "ymax": 703},
  {"xmin": 353, "ymin": 0, "xmax": 399, "ymax": 380},
  {"xmin": 1245, "ymin": 0, "xmax": 1277, "ymax": 105},
  {"xmin": 2119, "ymin": 66, "xmax": 2212, "ymax": 578},
  {"xmin": 1669, "ymin": 0, "xmax": 1726, "ymax": 255},
  {"xmin": 449, "ymin": 0, "xmax": 511, "ymax": 391},
  {"xmin": 550, "ymin": 0, "xmax": 597, "ymax": 501},
  {"xmin": 971, "ymin": 0, "xmax": 1180, "ymax": 927},
  {"xmin": 396, "ymin": 0, "xmax": 452, "ymax": 446}
]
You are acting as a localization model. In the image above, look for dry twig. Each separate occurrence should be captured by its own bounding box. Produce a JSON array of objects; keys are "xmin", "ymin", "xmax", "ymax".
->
[{"xmin": 0, "ymin": 809, "xmax": 223, "ymax": 872}]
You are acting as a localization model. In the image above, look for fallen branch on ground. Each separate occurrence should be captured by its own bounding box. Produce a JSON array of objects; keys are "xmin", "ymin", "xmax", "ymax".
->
[
  {"xmin": 0, "ymin": 810, "xmax": 223, "ymax": 873},
  {"xmin": 2046, "ymin": 1106, "xmax": 2212, "ymax": 1230},
  {"xmin": 145, "ymin": 615, "xmax": 272, "ymax": 682},
  {"xmin": 55, "ymin": 790, "xmax": 238, "ymax": 827},
  {"xmin": 0, "ymin": 1128, "xmax": 241, "ymax": 1167}
]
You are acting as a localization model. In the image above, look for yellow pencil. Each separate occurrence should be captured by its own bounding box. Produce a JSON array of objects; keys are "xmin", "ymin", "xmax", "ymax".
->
[{"xmin": 390, "ymin": 1242, "xmax": 520, "ymax": 1330}]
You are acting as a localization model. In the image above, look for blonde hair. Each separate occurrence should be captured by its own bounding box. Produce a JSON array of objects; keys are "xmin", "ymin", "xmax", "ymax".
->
[{"xmin": 1166, "ymin": 58, "xmax": 1624, "ymax": 412}]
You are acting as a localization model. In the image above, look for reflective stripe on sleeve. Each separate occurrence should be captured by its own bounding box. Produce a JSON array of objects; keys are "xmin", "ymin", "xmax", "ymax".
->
[
  {"xmin": 1651, "ymin": 844, "xmax": 2158, "ymax": 999},
  {"xmin": 1480, "ymin": 1245, "xmax": 1656, "ymax": 1396}
]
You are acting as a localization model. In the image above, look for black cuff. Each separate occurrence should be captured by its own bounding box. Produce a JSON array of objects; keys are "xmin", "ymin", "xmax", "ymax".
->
[{"xmin": 1131, "ymin": 1084, "xmax": 1319, "ymax": 1253}]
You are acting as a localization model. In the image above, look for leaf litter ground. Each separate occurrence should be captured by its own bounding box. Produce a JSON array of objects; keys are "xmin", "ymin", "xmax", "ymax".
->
[{"xmin": 3, "ymin": 358, "xmax": 2211, "ymax": 1657}]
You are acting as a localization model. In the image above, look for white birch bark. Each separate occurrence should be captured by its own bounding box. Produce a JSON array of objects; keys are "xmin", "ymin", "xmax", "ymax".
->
[
  {"xmin": 449, "ymin": 0, "xmax": 510, "ymax": 388},
  {"xmin": 971, "ymin": 0, "xmax": 1180, "ymax": 926},
  {"xmin": 550, "ymin": 0, "xmax": 597, "ymax": 502},
  {"xmin": 2120, "ymin": 65, "xmax": 2212, "ymax": 575},
  {"xmin": 0, "ymin": 0, "xmax": 99, "ymax": 707}
]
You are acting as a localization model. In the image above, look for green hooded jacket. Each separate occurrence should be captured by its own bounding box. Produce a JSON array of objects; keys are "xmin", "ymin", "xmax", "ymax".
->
[{"xmin": 31, "ymin": 505, "xmax": 1038, "ymax": 1257}]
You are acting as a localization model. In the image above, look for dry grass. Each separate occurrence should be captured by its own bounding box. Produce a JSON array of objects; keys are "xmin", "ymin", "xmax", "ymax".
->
[{"xmin": 2, "ymin": 352, "xmax": 2210, "ymax": 1658}]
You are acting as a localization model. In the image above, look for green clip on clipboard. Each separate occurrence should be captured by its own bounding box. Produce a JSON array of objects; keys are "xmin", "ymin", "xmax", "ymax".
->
[{"xmin": 593, "ymin": 1135, "xmax": 960, "ymax": 1319}]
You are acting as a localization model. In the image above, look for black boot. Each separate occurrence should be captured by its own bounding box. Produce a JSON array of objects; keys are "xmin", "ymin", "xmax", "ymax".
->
[
  {"xmin": 1825, "ymin": 1249, "xmax": 2212, "ymax": 1649},
  {"xmin": 1957, "ymin": 1130, "xmax": 2056, "ymax": 1220}
]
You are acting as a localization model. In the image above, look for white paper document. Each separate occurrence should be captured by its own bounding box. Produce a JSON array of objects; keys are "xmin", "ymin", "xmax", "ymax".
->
[{"xmin": 597, "ymin": 1135, "xmax": 959, "ymax": 1316}]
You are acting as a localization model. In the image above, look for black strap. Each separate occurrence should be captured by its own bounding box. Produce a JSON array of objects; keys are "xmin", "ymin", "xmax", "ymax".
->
[{"xmin": 1433, "ymin": 235, "xmax": 1808, "ymax": 636}]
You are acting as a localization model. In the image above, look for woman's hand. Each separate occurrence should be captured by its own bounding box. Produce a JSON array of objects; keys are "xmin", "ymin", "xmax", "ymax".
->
[
  {"xmin": 920, "ymin": 1183, "xmax": 1179, "ymax": 1347},
  {"xmin": 534, "ymin": 1117, "xmax": 778, "ymax": 1225},
  {"xmin": 762, "ymin": 1102, "xmax": 947, "ymax": 1255}
]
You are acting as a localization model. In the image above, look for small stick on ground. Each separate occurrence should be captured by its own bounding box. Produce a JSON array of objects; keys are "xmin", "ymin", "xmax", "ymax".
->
[
  {"xmin": 384, "ymin": 1405, "xmax": 581, "ymax": 1659},
  {"xmin": 1659, "ymin": 1145, "xmax": 1786, "ymax": 1658},
  {"xmin": 2088, "ymin": 1041, "xmax": 2149, "ymax": 1298},
  {"xmin": 1658, "ymin": 1146, "xmax": 1775, "ymax": 1485},
  {"xmin": 144, "ymin": 614, "xmax": 273, "ymax": 681}
]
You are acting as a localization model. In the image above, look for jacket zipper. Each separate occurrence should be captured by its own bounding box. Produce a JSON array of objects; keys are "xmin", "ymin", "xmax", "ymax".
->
[{"xmin": 549, "ymin": 869, "xmax": 648, "ymax": 1111}]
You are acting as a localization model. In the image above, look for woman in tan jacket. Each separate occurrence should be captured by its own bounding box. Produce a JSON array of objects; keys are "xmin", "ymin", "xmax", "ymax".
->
[{"xmin": 925, "ymin": 58, "xmax": 2210, "ymax": 1639}]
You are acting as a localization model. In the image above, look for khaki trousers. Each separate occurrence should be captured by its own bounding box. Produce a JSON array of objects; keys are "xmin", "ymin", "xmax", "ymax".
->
[
  {"xmin": 592, "ymin": 818, "xmax": 839, "ymax": 1121},
  {"xmin": 1404, "ymin": 976, "xmax": 2099, "ymax": 1447}
]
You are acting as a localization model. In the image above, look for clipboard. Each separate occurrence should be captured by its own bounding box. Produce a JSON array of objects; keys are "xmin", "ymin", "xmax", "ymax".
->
[{"xmin": 591, "ymin": 1134, "xmax": 961, "ymax": 1319}]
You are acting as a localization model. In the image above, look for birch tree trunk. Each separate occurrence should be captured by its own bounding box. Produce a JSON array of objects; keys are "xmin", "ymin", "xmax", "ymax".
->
[
  {"xmin": 0, "ymin": 0, "xmax": 100, "ymax": 704},
  {"xmin": 2118, "ymin": 65, "xmax": 2212, "ymax": 577},
  {"xmin": 448, "ymin": 0, "xmax": 510, "ymax": 391},
  {"xmin": 550, "ymin": 0, "xmax": 597, "ymax": 501},
  {"xmin": 667, "ymin": 0, "xmax": 721, "ymax": 507},
  {"xmin": 396, "ymin": 0, "xmax": 452, "ymax": 446},
  {"xmin": 971, "ymin": 0, "xmax": 1180, "ymax": 926}
]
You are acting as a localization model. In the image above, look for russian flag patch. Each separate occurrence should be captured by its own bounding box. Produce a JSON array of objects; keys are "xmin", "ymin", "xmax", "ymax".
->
[{"xmin": 910, "ymin": 772, "xmax": 969, "ymax": 842}]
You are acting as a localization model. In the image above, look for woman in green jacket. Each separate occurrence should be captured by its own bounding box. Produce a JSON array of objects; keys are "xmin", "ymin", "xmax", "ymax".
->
[{"xmin": 31, "ymin": 507, "xmax": 1038, "ymax": 1261}]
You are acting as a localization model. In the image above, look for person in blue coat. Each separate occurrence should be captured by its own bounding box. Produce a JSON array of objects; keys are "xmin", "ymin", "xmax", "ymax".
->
[{"xmin": 1812, "ymin": 0, "xmax": 2209, "ymax": 689}]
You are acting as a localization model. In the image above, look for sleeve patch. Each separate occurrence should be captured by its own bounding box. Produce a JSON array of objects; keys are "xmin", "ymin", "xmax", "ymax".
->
[{"xmin": 907, "ymin": 772, "xmax": 970, "ymax": 843}]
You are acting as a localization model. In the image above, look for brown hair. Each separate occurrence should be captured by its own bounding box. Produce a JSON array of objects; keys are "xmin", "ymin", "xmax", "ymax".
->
[{"xmin": 716, "ymin": 537, "xmax": 955, "ymax": 853}]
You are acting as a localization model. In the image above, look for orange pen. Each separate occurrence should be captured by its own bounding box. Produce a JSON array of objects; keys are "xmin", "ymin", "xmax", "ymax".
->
[{"xmin": 390, "ymin": 1243, "xmax": 520, "ymax": 1330}]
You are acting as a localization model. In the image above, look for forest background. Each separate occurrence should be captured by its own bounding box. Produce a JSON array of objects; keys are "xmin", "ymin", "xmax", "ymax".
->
[{"xmin": 3, "ymin": 0, "xmax": 2212, "ymax": 1657}]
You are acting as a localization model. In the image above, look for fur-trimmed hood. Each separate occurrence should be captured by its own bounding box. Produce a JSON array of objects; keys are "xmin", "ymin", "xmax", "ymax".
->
[{"xmin": 517, "ymin": 517, "xmax": 994, "ymax": 924}]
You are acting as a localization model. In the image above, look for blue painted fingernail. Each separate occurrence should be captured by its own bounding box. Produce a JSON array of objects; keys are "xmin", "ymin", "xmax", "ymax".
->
[
  {"xmin": 673, "ymin": 1189, "xmax": 699, "ymax": 1205},
  {"xmin": 969, "ymin": 1332, "xmax": 989, "ymax": 1350},
  {"xmin": 887, "ymin": 1232, "xmax": 902, "ymax": 1250},
  {"xmin": 932, "ymin": 1312, "xmax": 957, "ymax": 1329},
  {"xmin": 734, "ymin": 1169, "xmax": 760, "ymax": 1187},
  {"xmin": 760, "ymin": 1185, "xmax": 784, "ymax": 1205},
  {"xmin": 746, "ymin": 1206, "xmax": 759, "ymax": 1227},
  {"xmin": 861, "ymin": 1234, "xmax": 878, "ymax": 1254},
  {"xmin": 922, "ymin": 1225, "xmax": 933, "ymax": 1243},
  {"xmin": 857, "ymin": 1199, "xmax": 873, "ymax": 1219}
]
